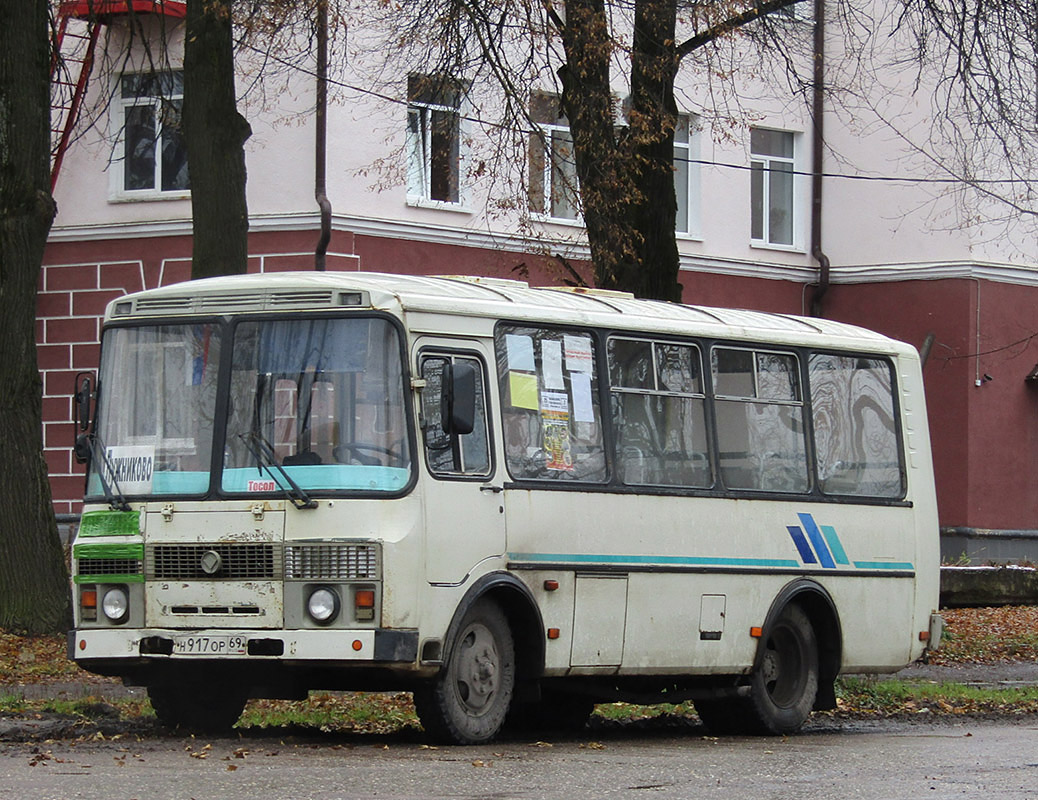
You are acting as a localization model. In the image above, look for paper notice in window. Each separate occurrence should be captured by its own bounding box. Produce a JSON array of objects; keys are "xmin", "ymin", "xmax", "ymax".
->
[
  {"xmin": 570, "ymin": 371, "xmax": 595, "ymax": 422},
  {"xmin": 540, "ymin": 391, "xmax": 569, "ymax": 415},
  {"xmin": 564, "ymin": 335, "xmax": 594, "ymax": 373},
  {"xmin": 542, "ymin": 339, "xmax": 565, "ymax": 389},
  {"xmin": 509, "ymin": 371, "xmax": 539, "ymax": 410},
  {"xmin": 505, "ymin": 334, "xmax": 536, "ymax": 372}
]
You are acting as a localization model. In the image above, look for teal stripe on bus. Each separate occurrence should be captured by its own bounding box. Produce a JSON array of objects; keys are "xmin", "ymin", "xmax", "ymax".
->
[
  {"xmin": 509, "ymin": 552, "xmax": 916, "ymax": 572},
  {"xmin": 508, "ymin": 552, "xmax": 801, "ymax": 568},
  {"xmin": 851, "ymin": 561, "xmax": 915, "ymax": 571}
]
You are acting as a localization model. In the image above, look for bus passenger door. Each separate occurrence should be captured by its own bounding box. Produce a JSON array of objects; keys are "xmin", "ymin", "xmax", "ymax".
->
[{"xmin": 417, "ymin": 346, "xmax": 505, "ymax": 585}]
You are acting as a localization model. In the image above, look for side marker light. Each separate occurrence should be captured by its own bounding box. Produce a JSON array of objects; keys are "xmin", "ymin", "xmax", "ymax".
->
[{"xmin": 750, "ymin": 626, "xmax": 763, "ymax": 639}]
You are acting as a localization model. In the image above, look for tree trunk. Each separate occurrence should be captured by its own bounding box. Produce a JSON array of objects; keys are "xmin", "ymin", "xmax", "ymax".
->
[
  {"xmin": 184, "ymin": 0, "xmax": 252, "ymax": 279},
  {"xmin": 625, "ymin": 0, "xmax": 681, "ymax": 302},
  {"xmin": 559, "ymin": 0, "xmax": 682, "ymax": 302},
  {"xmin": 558, "ymin": 0, "xmax": 636, "ymax": 294},
  {"xmin": 0, "ymin": 0, "xmax": 73, "ymax": 634}
]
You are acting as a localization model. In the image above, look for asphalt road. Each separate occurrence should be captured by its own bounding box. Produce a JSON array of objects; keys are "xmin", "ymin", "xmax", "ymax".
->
[{"xmin": 2, "ymin": 717, "xmax": 1036, "ymax": 800}]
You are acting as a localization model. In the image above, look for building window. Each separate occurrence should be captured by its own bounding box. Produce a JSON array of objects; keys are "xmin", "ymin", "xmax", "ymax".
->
[
  {"xmin": 529, "ymin": 93, "xmax": 580, "ymax": 221},
  {"xmin": 674, "ymin": 114, "xmax": 700, "ymax": 236},
  {"xmin": 406, "ymin": 74, "xmax": 462, "ymax": 204},
  {"xmin": 118, "ymin": 71, "xmax": 188, "ymax": 195},
  {"xmin": 750, "ymin": 127, "xmax": 795, "ymax": 246}
]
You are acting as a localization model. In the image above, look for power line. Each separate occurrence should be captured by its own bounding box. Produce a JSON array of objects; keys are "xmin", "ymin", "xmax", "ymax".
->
[{"xmin": 242, "ymin": 44, "xmax": 1038, "ymax": 189}]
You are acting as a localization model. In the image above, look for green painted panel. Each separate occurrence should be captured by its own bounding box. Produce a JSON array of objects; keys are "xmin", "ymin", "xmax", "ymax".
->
[{"xmin": 78, "ymin": 510, "xmax": 141, "ymax": 537}]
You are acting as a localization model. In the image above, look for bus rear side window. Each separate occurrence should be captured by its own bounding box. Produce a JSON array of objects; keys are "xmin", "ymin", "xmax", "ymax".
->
[{"xmin": 809, "ymin": 353, "xmax": 903, "ymax": 498}]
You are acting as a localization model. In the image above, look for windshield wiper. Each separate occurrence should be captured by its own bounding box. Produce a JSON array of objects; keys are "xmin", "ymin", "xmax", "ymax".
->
[
  {"xmin": 238, "ymin": 432, "xmax": 317, "ymax": 510},
  {"xmin": 85, "ymin": 435, "xmax": 131, "ymax": 512}
]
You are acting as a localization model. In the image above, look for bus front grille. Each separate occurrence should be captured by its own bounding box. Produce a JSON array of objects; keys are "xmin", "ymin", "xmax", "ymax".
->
[
  {"xmin": 77, "ymin": 557, "xmax": 143, "ymax": 578},
  {"xmin": 284, "ymin": 544, "xmax": 380, "ymax": 580},
  {"xmin": 147, "ymin": 543, "xmax": 280, "ymax": 580}
]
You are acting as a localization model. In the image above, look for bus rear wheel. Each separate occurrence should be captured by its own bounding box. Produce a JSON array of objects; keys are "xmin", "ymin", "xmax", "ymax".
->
[
  {"xmin": 695, "ymin": 603, "xmax": 818, "ymax": 736},
  {"xmin": 414, "ymin": 599, "xmax": 515, "ymax": 745}
]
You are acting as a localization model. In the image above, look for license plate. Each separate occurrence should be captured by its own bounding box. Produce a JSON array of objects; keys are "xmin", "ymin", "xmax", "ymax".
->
[{"xmin": 172, "ymin": 635, "xmax": 248, "ymax": 656}]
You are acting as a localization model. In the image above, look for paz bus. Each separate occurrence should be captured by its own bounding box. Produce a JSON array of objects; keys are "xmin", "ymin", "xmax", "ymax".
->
[{"xmin": 69, "ymin": 272, "xmax": 942, "ymax": 743}]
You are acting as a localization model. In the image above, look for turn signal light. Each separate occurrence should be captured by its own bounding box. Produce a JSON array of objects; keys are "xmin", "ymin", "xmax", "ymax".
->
[
  {"xmin": 355, "ymin": 589, "xmax": 375, "ymax": 621},
  {"xmin": 81, "ymin": 587, "xmax": 97, "ymax": 622}
]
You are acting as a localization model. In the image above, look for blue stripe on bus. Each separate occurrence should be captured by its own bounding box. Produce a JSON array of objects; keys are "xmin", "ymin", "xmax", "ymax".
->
[
  {"xmin": 507, "ymin": 552, "xmax": 802, "ymax": 568},
  {"xmin": 820, "ymin": 524, "xmax": 850, "ymax": 566},
  {"xmin": 786, "ymin": 525, "xmax": 817, "ymax": 564},
  {"xmin": 797, "ymin": 513, "xmax": 836, "ymax": 569}
]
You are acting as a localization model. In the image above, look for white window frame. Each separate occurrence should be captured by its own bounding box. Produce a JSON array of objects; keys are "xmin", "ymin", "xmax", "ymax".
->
[
  {"xmin": 750, "ymin": 127, "xmax": 801, "ymax": 250},
  {"xmin": 109, "ymin": 70, "xmax": 189, "ymax": 203},
  {"xmin": 529, "ymin": 93, "xmax": 581, "ymax": 223},
  {"xmin": 406, "ymin": 75, "xmax": 467, "ymax": 209},
  {"xmin": 537, "ymin": 121, "xmax": 581, "ymax": 222},
  {"xmin": 674, "ymin": 113, "xmax": 702, "ymax": 239}
]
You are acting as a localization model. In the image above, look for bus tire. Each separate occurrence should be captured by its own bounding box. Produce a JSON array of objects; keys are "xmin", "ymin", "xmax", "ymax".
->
[
  {"xmin": 414, "ymin": 599, "xmax": 515, "ymax": 745},
  {"xmin": 147, "ymin": 678, "xmax": 247, "ymax": 734},
  {"xmin": 695, "ymin": 603, "xmax": 818, "ymax": 736},
  {"xmin": 744, "ymin": 602, "xmax": 819, "ymax": 735}
]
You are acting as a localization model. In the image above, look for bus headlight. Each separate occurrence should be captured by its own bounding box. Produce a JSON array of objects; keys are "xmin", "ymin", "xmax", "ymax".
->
[
  {"xmin": 306, "ymin": 587, "xmax": 340, "ymax": 625},
  {"xmin": 101, "ymin": 587, "xmax": 129, "ymax": 624}
]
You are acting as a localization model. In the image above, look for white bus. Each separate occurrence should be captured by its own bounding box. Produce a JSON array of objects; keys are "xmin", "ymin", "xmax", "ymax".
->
[{"xmin": 69, "ymin": 272, "xmax": 941, "ymax": 743}]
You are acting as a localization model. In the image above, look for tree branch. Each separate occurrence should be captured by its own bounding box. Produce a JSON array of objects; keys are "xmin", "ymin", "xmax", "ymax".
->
[
  {"xmin": 540, "ymin": 0, "xmax": 566, "ymax": 35},
  {"xmin": 676, "ymin": 0, "xmax": 805, "ymax": 60}
]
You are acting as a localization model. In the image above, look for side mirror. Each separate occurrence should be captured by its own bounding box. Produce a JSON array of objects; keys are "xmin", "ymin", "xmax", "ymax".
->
[
  {"xmin": 73, "ymin": 373, "xmax": 95, "ymax": 464},
  {"xmin": 441, "ymin": 362, "xmax": 476, "ymax": 436},
  {"xmin": 73, "ymin": 372, "xmax": 95, "ymax": 433}
]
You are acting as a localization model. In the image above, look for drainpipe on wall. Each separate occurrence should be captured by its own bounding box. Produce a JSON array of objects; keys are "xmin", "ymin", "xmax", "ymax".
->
[
  {"xmin": 314, "ymin": 0, "xmax": 331, "ymax": 272},
  {"xmin": 809, "ymin": 0, "xmax": 830, "ymax": 317}
]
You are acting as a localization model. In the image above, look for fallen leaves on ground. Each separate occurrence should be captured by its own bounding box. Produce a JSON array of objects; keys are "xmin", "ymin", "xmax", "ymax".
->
[{"xmin": 928, "ymin": 606, "xmax": 1038, "ymax": 665}]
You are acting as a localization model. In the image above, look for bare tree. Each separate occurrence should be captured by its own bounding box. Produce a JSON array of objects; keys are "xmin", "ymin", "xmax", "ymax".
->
[{"xmin": 0, "ymin": 0, "xmax": 72, "ymax": 634}]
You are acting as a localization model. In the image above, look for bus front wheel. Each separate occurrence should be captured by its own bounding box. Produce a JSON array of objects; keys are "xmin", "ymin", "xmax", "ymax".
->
[{"xmin": 414, "ymin": 599, "xmax": 515, "ymax": 745}]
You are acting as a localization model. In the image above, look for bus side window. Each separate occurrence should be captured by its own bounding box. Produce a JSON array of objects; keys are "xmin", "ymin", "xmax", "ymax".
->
[
  {"xmin": 712, "ymin": 347, "xmax": 809, "ymax": 493},
  {"xmin": 608, "ymin": 337, "xmax": 711, "ymax": 488},
  {"xmin": 420, "ymin": 354, "xmax": 491, "ymax": 477},
  {"xmin": 495, "ymin": 326, "xmax": 607, "ymax": 483}
]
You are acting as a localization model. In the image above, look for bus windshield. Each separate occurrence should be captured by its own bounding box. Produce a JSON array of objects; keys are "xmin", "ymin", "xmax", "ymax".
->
[{"xmin": 87, "ymin": 316, "xmax": 411, "ymax": 500}]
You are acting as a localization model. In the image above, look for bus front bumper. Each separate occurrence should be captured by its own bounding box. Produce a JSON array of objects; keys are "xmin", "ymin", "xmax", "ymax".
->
[{"xmin": 68, "ymin": 627, "xmax": 419, "ymax": 664}]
